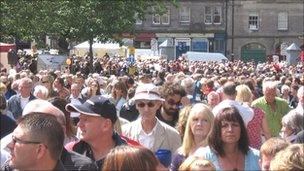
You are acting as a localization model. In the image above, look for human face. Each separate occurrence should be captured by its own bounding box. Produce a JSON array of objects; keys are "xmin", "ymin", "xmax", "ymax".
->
[
  {"xmin": 136, "ymin": 100, "xmax": 161, "ymax": 119},
  {"xmin": 264, "ymin": 88, "xmax": 276, "ymax": 104},
  {"xmin": 163, "ymin": 94, "xmax": 182, "ymax": 116},
  {"xmin": 190, "ymin": 112, "xmax": 211, "ymax": 140},
  {"xmin": 71, "ymin": 85, "xmax": 81, "ymax": 98},
  {"xmin": 77, "ymin": 114, "xmax": 105, "ymax": 142},
  {"xmin": 208, "ymin": 95, "xmax": 219, "ymax": 108},
  {"xmin": 220, "ymin": 120, "xmax": 241, "ymax": 144},
  {"xmin": 280, "ymin": 122, "xmax": 293, "ymax": 138},
  {"xmin": 18, "ymin": 82, "xmax": 32, "ymax": 98},
  {"xmin": 8, "ymin": 126, "xmax": 41, "ymax": 170},
  {"xmin": 259, "ymin": 154, "xmax": 273, "ymax": 171}
]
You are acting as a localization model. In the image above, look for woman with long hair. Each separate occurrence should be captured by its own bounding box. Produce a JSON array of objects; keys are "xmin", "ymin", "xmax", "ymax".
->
[
  {"xmin": 111, "ymin": 81, "xmax": 128, "ymax": 115},
  {"xmin": 171, "ymin": 103, "xmax": 214, "ymax": 171},
  {"xmin": 194, "ymin": 106, "xmax": 260, "ymax": 171}
]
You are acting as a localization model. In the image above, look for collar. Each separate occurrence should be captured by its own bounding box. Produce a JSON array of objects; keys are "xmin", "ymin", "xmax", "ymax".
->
[{"xmin": 139, "ymin": 117, "xmax": 159, "ymax": 135}]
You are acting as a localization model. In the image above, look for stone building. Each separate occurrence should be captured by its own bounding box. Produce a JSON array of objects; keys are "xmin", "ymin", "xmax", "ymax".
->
[{"xmin": 133, "ymin": 0, "xmax": 303, "ymax": 62}]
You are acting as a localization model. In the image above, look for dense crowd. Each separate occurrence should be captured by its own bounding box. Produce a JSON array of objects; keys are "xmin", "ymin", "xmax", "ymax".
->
[{"xmin": 0, "ymin": 55, "xmax": 303, "ymax": 171}]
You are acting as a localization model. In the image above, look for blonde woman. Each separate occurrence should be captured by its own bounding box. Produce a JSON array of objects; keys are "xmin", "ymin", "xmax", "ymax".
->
[
  {"xmin": 171, "ymin": 103, "xmax": 214, "ymax": 171},
  {"xmin": 175, "ymin": 105, "xmax": 193, "ymax": 140},
  {"xmin": 236, "ymin": 84, "xmax": 271, "ymax": 149},
  {"xmin": 270, "ymin": 143, "xmax": 304, "ymax": 171},
  {"xmin": 178, "ymin": 156, "xmax": 215, "ymax": 171}
]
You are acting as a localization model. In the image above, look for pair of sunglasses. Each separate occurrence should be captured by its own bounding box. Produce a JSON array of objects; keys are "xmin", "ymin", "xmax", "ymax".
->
[{"xmin": 136, "ymin": 101, "xmax": 156, "ymax": 108}]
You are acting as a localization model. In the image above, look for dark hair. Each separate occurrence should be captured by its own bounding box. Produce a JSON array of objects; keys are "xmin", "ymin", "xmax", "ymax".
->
[
  {"xmin": 102, "ymin": 145, "xmax": 159, "ymax": 171},
  {"xmin": 223, "ymin": 81, "xmax": 237, "ymax": 96},
  {"xmin": 48, "ymin": 97, "xmax": 75, "ymax": 137},
  {"xmin": 113, "ymin": 81, "xmax": 128, "ymax": 99},
  {"xmin": 160, "ymin": 82, "xmax": 186, "ymax": 98},
  {"xmin": 208, "ymin": 106, "xmax": 249, "ymax": 157},
  {"xmin": 0, "ymin": 94, "xmax": 6, "ymax": 110},
  {"xmin": 17, "ymin": 113, "xmax": 64, "ymax": 160}
]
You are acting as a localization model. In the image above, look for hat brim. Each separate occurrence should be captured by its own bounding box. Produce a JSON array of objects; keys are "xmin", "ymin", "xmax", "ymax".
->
[
  {"xmin": 65, "ymin": 104, "xmax": 100, "ymax": 117},
  {"xmin": 133, "ymin": 92, "xmax": 165, "ymax": 101}
]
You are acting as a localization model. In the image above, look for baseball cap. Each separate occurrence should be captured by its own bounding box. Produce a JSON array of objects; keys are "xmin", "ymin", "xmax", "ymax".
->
[
  {"xmin": 133, "ymin": 83, "xmax": 164, "ymax": 101},
  {"xmin": 65, "ymin": 95, "xmax": 117, "ymax": 123}
]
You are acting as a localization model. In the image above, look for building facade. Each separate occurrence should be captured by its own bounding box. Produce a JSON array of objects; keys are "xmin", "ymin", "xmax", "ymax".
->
[
  {"xmin": 227, "ymin": 0, "xmax": 304, "ymax": 62},
  {"xmin": 133, "ymin": 0, "xmax": 303, "ymax": 62}
]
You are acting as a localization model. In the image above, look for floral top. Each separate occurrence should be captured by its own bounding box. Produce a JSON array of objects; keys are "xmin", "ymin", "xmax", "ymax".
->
[{"xmin": 247, "ymin": 107, "xmax": 264, "ymax": 149}]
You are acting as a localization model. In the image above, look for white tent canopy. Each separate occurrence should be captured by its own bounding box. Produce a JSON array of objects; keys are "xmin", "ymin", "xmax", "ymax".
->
[
  {"xmin": 74, "ymin": 41, "xmax": 121, "ymax": 49},
  {"xmin": 186, "ymin": 51, "xmax": 228, "ymax": 62},
  {"xmin": 72, "ymin": 40, "xmax": 126, "ymax": 57}
]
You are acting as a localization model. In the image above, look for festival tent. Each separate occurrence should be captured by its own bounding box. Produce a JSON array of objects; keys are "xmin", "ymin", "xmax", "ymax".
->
[
  {"xmin": 186, "ymin": 51, "xmax": 228, "ymax": 62},
  {"xmin": 0, "ymin": 43, "xmax": 16, "ymax": 69},
  {"xmin": 72, "ymin": 40, "xmax": 127, "ymax": 57}
]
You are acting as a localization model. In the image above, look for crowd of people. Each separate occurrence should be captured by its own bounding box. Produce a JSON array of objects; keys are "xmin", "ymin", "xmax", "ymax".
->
[{"xmin": 0, "ymin": 54, "xmax": 303, "ymax": 171}]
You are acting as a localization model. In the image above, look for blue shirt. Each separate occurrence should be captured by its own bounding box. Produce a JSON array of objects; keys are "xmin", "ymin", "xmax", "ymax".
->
[{"xmin": 194, "ymin": 146, "xmax": 260, "ymax": 171}]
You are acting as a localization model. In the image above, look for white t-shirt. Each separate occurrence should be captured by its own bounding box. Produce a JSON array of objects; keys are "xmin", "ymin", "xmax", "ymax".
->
[{"xmin": 20, "ymin": 96, "xmax": 30, "ymax": 109}]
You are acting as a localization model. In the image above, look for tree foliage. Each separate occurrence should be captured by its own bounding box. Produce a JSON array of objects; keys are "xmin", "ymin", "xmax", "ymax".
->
[{"xmin": 1, "ymin": 0, "xmax": 178, "ymax": 45}]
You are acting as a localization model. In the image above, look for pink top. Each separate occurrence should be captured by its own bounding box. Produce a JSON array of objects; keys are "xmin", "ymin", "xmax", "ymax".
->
[{"xmin": 247, "ymin": 107, "xmax": 264, "ymax": 149}]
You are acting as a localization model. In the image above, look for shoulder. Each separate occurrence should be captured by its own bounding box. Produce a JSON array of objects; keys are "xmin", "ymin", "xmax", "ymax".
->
[
  {"xmin": 193, "ymin": 146, "xmax": 213, "ymax": 157},
  {"xmin": 63, "ymin": 150, "xmax": 97, "ymax": 169},
  {"xmin": 247, "ymin": 147, "xmax": 260, "ymax": 159},
  {"xmin": 252, "ymin": 97, "xmax": 264, "ymax": 105},
  {"xmin": 7, "ymin": 94, "xmax": 19, "ymax": 102},
  {"xmin": 158, "ymin": 120, "xmax": 179, "ymax": 135}
]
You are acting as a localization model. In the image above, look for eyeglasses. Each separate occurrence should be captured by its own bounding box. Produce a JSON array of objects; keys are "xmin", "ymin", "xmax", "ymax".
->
[
  {"xmin": 12, "ymin": 135, "xmax": 41, "ymax": 145},
  {"xmin": 136, "ymin": 101, "xmax": 156, "ymax": 108},
  {"xmin": 167, "ymin": 99, "xmax": 181, "ymax": 107},
  {"xmin": 42, "ymin": 80, "xmax": 49, "ymax": 84}
]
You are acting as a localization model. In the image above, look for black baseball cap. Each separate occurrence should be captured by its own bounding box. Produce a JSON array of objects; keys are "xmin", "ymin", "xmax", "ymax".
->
[{"xmin": 66, "ymin": 95, "xmax": 117, "ymax": 123}]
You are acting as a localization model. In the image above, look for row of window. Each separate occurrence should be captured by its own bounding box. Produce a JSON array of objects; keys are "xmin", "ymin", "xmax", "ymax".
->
[
  {"xmin": 136, "ymin": 7, "xmax": 289, "ymax": 31},
  {"xmin": 249, "ymin": 12, "xmax": 288, "ymax": 30}
]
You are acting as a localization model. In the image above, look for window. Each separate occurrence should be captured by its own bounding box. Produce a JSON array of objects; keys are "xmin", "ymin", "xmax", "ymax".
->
[
  {"xmin": 204, "ymin": 6, "xmax": 221, "ymax": 25},
  {"xmin": 204, "ymin": 6, "xmax": 212, "ymax": 24},
  {"xmin": 161, "ymin": 9, "xmax": 170, "ymax": 25},
  {"xmin": 135, "ymin": 13, "xmax": 142, "ymax": 25},
  {"xmin": 152, "ymin": 14, "xmax": 161, "ymax": 25},
  {"xmin": 180, "ymin": 6, "xmax": 190, "ymax": 25},
  {"xmin": 249, "ymin": 13, "xmax": 259, "ymax": 30},
  {"xmin": 152, "ymin": 9, "xmax": 170, "ymax": 25},
  {"xmin": 213, "ymin": 7, "xmax": 221, "ymax": 24},
  {"xmin": 278, "ymin": 12, "xmax": 288, "ymax": 30}
]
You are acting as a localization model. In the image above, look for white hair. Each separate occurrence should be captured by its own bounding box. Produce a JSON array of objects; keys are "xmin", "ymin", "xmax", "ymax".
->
[
  {"xmin": 33, "ymin": 85, "xmax": 49, "ymax": 98},
  {"xmin": 262, "ymin": 81, "xmax": 278, "ymax": 93},
  {"xmin": 281, "ymin": 84, "xmax": 290, "ymax": 94},
  {"xmin": 181, "ymin": 77, "xmax": 195, "ymax": 94},
  {"xmin": 298, "ymin": 86, "xmax": 304, "ymax": 99},
  {"xmin": 282, "ymin": 110, "xmax": 304, "ymax": 134}
]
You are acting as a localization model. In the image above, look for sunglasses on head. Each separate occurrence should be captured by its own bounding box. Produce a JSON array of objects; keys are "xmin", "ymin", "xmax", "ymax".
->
[{"xmin": 136, "ymin": 101, "xmax": 156, "ymax": 108}]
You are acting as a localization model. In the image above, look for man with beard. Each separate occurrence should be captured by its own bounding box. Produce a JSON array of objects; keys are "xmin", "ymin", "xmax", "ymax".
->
[{"xmin": 157, "ymin": 83, "xmax": 190, "ymax": 127}]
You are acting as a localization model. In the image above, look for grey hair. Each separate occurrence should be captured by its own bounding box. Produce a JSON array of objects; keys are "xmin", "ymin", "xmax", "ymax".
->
[
  {"xmin": 262, "ymin": 81, "xmax": 278, "ymax": 93},
  {"xmin": 282, "ymin": 110, "xmax": 304, "ymax": 134}
]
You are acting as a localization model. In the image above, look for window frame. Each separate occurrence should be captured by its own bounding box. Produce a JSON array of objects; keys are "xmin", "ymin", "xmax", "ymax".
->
[
  {"xmin": 204, "ymin": 6, "xmax": 212, "ymax": 25},
  {"xmin": 249, "ymin": 13, "xmax": 259, "ymax": 30},
  {"xmin": 179, "ymin": 6, "xmax": 190, "ymax": 25},
  {"xmin": 213, "ymin": 6, "xmax": 222, "ymax": 25},
  {"xmin": 277, "ymin": 12, "xmax": 288, "ymax": 30}
]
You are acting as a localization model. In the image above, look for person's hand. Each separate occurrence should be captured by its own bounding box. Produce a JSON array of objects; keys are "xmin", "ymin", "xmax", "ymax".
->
[{"xmin": 180, "ymin": 96, "xmax": 191, "ymax": 106}]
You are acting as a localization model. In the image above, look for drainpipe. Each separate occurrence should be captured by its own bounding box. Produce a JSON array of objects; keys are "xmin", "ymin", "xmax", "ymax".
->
[
  {"xmin": 231, "ymin": 0, "xmax": 235, "ymax": 61},
  {"xmin": 225, "ymin": 0, "xmax": 228, "ymax": 57}
]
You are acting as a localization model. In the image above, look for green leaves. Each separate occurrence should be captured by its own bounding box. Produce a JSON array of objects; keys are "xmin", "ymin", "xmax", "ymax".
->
[{"xmin": 1, "ymin": 0, "xmax": 176, "ymax": 47}]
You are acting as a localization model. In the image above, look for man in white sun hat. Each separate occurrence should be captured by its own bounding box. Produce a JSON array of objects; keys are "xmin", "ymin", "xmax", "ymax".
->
[{"xmin": 122, "ymin": 83, "xmax": 181, "ymax": 153}]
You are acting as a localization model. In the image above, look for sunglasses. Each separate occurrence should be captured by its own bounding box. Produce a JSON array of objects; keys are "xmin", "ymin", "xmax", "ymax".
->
[
  {"xmin": 42, "ymin": 80, "xmax": 49, "ymax": 83},
  {"xmin": 167, "ymin": 99, "xmax": 181, "ymax": 107},
  {"xmin": 136, "ymin": 101, "xmax": 156, "ymax": 108}
]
